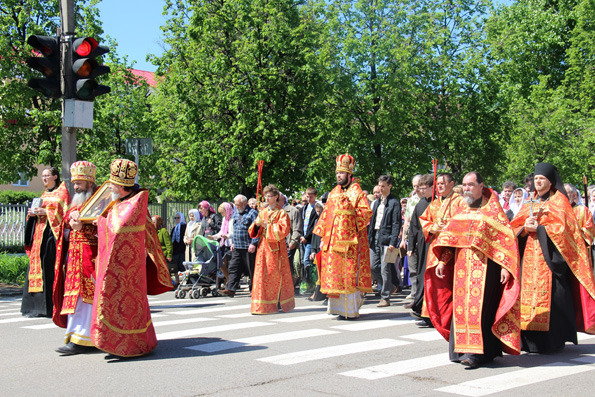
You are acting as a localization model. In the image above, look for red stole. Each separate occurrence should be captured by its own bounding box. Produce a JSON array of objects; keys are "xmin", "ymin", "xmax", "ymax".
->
[{"xmin": 426, "ymin": 188, "xmax": 521, "ymax": 355}]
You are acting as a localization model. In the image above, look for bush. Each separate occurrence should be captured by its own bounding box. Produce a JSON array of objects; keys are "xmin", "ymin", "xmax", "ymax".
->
[
  {"xmin": 0, "ymin": 253, "xmax": 29, "ymax": 285},
  {"xmin": 0, "ymin": 190, "xmax": 42, "ymax": 205},
  {"xmin": 0, "ymin": 245, "xmax": 26, "ymax": 254}
]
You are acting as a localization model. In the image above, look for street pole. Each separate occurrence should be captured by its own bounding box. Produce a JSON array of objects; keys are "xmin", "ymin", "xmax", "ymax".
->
[
  {"xmin": 60, "ymin": 0, "xmax": 76, "ymax": 195},
  {"xmin": 135, "ymin": 139, "xmax": 141, "ymax": 185}
]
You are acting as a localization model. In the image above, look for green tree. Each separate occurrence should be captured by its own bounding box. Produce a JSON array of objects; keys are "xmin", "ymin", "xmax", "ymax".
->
[{"xmin": 150, "ymin": 0, "xmax": 330, "ymax": 199}]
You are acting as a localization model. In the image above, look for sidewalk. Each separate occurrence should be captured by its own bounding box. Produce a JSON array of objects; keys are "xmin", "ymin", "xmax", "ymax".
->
[{"xmin": 0, "ymin": 282, "xmax": 22, "ymax": 297}]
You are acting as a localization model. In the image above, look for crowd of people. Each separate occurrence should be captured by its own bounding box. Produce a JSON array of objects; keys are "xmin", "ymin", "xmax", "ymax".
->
[{"xmin": 20, "ymin": 154, "xmax": 595, "ymax": 368}]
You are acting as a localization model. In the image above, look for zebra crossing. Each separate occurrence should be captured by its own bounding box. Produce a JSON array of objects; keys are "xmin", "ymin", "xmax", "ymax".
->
[{"xmin": 2, "ymin": 293, "xmax": 595, "ymax": 396}]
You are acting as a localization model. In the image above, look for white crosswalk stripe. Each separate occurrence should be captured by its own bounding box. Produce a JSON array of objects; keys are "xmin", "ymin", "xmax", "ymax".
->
[
  {"xmin": 186, "ymin": 328, "xmax": 340, "ymax": 353},
  {"xmin": 339, "ymin": 353, "xmax": 454, "ymax": 379},
  {"xmin": 257, "ymin": 338, "xmax": 411, "ymax": 365},
  {"xmin": 157, "ymin": 321, "xmax": 272, "ymax": 340},
  {"xmin": 436, "ymin": 355, "xmax": 595, "ymax": 396}
]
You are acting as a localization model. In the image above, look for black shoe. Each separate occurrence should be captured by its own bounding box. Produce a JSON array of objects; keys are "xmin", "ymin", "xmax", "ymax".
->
[
  {"xmin": 56, "ymin": 342, "xmax": 93, "ymax": 356},
  {"xmin": 461, "ymin": 356, "xmax": 482, "ymax": 369},
  {"xmin": 414, "ymin": 319, "xmax": 430, "ymax": 327},
  {"xmin": 410, "ymin": 311, "xmax": 422, "ymax": 320},
  {"xmin": 219, "ymin": 289, "xmax": 235, "ymax": 297}
]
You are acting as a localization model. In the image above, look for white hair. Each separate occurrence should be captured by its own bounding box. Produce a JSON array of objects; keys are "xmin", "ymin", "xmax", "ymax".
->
[{"xmin": 234, "ymin": 194, "xmax": 248, "ymax": 204}]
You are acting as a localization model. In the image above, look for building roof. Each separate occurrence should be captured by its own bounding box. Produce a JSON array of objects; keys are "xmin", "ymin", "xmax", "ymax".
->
[{"xmin": 130, "ymin": 69, "xmax": 157, "ymax": 87}]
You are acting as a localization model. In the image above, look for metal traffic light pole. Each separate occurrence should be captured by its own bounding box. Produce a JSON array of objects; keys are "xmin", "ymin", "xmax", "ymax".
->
[{"xmin": 60, "ymin": 0, "xmax": 76, "ymax": 195}]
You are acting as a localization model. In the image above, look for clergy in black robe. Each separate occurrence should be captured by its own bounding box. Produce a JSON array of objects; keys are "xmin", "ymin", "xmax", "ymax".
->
[{"xmin": 510, "ymin": 162, "xmax": 595, "ymax": 353}]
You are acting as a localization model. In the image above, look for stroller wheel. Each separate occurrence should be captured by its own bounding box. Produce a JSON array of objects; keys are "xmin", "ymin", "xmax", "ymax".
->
[
  {"xmin": 212, "ymin": 290, "xmax": 220, "ymax": 297},
  {"xmin": 201, "ymin": 288, "xmax": 210, "ymax": 297},
  {"xmin": 174, "ymin": 290, "xmax": 180, "ymax": 299},
  {"xmin": 189, "ymin": 291, "xmax": 194, "ymax": 299},
  {"xmin": 192, "ymin": 290, "xmax": 201, "ymax": 299},
  {"xmin": 179, "ymin": 290, "xmax": 186, "ymax": 299}
]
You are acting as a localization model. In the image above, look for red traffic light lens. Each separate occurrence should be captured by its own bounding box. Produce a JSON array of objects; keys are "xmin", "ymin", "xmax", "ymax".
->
[{"xmin": 75, "ymin": 37, "xmax": 99, "ymax": 57}]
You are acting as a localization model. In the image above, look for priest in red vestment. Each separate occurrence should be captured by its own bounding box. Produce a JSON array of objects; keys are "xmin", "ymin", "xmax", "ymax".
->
[
  {"xmin": 412, "ymin": 173, "xmax": 466, "ymax": 323},
  {"xmin": 249, "ymin": 184, "xmax": 295, "ymax": 314},
  {"xmin": 426, "ymin": 172, "xmax": 521, "ymax": 369},
  {"xmin": 313, "ymin": 153, "xmax": 373, "ymax": 319},
  {"xmin": 54, "ymin": 161, "xmax": 99, "ymax": 355},
  {"xmin": 22, "ymin": 167, "xmax": 70, "ymax": 318},
  {"xmin": 91, "ymin": 159, "xmax": 173, "ymax": 357},
  {"xmin": 510, "ymin": 162, "xmax": 595, "ymax": 353}
]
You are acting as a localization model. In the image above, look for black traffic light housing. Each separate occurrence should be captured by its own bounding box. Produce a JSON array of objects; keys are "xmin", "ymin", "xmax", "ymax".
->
[
  {"xmin": 26, "ymin": 35, "xmax": 61, "ymax": 98},
  {"xmin": 71, "ymin": 37, "xmax": 111, "ymax": 100}
]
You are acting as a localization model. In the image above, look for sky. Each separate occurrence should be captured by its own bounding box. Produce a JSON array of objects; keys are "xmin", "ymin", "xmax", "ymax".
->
[
  {"xmin": 96, "ymin": 0, "xmax": 514, "ymax": 73},
  {"xmin": 96, "ymin": 0, "xmax": 167, "ymax": 72}
]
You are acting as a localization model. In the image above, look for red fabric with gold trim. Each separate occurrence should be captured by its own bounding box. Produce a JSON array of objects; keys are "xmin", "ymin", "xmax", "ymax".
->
[
  {"xmin": 426, "ymin": 188, "xmax": 521, "ymax": 355},
  {"xmin": 91, "ymin": 190, "xmax": 172, "ymax": 357},
  {"xmin": 313, "ymin": 180, "xmax": 372, "ymax": 297},
  {"xmin": 574, "ymin": 205, "xmax": 595, "ymax": 247},
  {"xmin": 52, "ymin": 203, "xmax": 98, "ymax": 328},
  {"xmin": 26, "ymin": 182, "xmax": 70, "ymax": 293},
  {"xmin": 248, "ymin": 208, "xmax": 295, "ymax": 314},
  {"xmin": 510, "ymin": 190, "xmax": 595, "ymax": 334}
]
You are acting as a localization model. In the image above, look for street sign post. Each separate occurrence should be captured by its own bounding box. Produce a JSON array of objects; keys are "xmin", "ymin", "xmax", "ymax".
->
[{"xmin": 126, "ymin": 138, "xmax": 153, "ymax": 184}]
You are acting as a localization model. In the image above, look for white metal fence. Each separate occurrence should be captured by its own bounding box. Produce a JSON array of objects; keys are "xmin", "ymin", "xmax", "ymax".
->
[{"xmin": 0, "ymin": 204, "xmax": 28, "ymax": 249}]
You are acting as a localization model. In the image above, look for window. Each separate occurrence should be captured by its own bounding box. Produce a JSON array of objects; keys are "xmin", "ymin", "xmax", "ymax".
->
[{"xmin": 13, "ymin": 172, "xmax": 29, "ymax": 187}]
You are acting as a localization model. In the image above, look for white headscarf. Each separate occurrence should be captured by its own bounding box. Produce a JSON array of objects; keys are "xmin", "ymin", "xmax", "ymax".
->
[
  {"xmin": 509, "ymin": 188, "xmax": 529, "ymax": 218},
  {"xmin": 187, "ymin": 209, "xmax": 199, "ymax": 229},
  {"xmin": 172, "ymin": 212, "xmax": 186, "ymax": 243}
]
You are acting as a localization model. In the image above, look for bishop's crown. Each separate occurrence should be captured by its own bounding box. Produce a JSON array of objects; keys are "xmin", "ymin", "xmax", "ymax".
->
[
  {"xmin": 335, "ymin": 153, "xmax": 355, "ymax": 174},
  {"xmin": 70, "ymin": 161, "xmax": 96, "ymax": 183}
]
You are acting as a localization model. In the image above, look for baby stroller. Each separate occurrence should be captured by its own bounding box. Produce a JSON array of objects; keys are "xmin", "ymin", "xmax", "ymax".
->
[{"xmin": 175, "ymin": 235, "xmax": 220, "ymax": 299}]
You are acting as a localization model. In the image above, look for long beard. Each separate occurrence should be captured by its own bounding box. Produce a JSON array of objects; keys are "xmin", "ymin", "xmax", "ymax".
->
[
  {"xmin": 463, "ymin": 191, "xmax": 474, "ymax": 206},
  {"xmin": 72, "ymin": 190, "xmax": 93, "ymax": 207},
  {"xmin": 111, "ymin": 192, "xmax": 120, "ymax": 201}
]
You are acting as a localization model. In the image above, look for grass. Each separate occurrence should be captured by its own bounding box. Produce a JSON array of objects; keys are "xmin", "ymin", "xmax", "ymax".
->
[{"xmin": 0, "ymin": 253, "xmax": 29, "ymax": 286}]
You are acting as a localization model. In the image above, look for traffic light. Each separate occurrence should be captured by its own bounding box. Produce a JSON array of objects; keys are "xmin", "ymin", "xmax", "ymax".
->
[
  {"xmin": 26, "ymin": 35, "xmax": 61, "ymax": 98},
  {"xmin": 71, "ymin": 37, "xmax": 111, "ymax": 100}
]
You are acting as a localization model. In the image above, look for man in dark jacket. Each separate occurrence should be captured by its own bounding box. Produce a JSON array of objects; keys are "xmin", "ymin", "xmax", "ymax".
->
[
  {"xmin": 368, "ymin": 174, "xmax": 402, "ymax": 307},
  {"xmin": 405, "ymin": 174, "xmax": 434, "ymax": 319},
  {"xmin": 299, "ymin": 187, "xmax": 319, "ymax": 292}
]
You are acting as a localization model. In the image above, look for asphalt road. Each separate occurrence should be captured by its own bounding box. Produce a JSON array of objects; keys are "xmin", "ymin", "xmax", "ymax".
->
[{"xmin": 2, "ymin": 289, "xmax": 595, "ymax": 396}]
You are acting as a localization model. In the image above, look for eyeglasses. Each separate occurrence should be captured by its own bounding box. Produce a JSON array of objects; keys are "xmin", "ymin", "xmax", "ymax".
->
[{"xmin": 174, "ymin": 217, "xmax": 180, "ymax": 219}]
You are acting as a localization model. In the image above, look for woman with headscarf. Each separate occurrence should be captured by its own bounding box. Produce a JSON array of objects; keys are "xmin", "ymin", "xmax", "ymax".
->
[
  {"xmin": 506, "ymin": 187, "xmax": 529, "ymax": 221},
  {"xmin": 210, "ymin": 202, "xmax": 234, "ymax": 288},
  {"xmin": 170, "ymin": 212, "xmax": 186, "ymax": 284},
  {"xmin": 152, "ymin": 215, "xmax": 173, "ymax": 263},
  {"xmin": 198, "ymin": 200, "xmax": 221, "ymax": 237},
  {"xmin": 184, "ymin": 209, "xmax": 201, "ymax": 261}
]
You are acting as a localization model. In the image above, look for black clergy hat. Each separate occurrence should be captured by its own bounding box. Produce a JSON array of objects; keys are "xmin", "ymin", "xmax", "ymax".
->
[{"xmin": 534, "ymin": 162, "xmax": 568, "ymax": 199}]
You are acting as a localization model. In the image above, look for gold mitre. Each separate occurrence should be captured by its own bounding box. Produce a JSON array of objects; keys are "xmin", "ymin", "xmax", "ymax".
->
[
  {"xmin": 335, "ymin": 153, "xmax": 355, "ymax": 174},
  {"xmin": 70, "ymin": 161, "xmax": 96, "ymax": 183},
  {"xmin": 109, "ymin": 159, "xmax": 138, "ymax": 187}
]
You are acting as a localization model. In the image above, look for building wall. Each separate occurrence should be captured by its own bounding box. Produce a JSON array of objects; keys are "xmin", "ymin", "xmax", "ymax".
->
[{"xmin": 0, "ymin": 164, "xmax": 46, "ymax": 193}]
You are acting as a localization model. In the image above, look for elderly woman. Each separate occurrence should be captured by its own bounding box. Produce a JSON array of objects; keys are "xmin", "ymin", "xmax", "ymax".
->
[
  {"xmin": 184, "ymin": 209, "xmax": 201, "ymax": 261},
  {"xmin": 198, "ymin": 200, "xmax": 221, "ymax": 237},
  {"xmin": 248, "ymin": 185, "xmax": 295, "ymax": 314}
]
